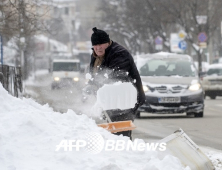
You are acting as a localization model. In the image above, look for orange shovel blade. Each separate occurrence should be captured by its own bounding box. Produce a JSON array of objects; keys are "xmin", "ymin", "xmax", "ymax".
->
[{"xmin": 97, "ymin": 120, "xmax": 136, "ymax": 133}]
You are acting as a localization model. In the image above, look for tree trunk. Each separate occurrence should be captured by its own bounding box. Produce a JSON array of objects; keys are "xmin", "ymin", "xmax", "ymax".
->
[{"xmin": 197, "ymin": 51, "xmax": 202, "ymax": 74}]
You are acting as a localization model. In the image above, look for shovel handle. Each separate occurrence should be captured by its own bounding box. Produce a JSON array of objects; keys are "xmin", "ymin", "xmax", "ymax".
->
[{"xmin": 103, "ymin": 111, "xmax": 112, "ymax": 123}]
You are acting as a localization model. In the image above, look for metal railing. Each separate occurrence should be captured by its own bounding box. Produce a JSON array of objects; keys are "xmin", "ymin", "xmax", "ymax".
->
[{"xmin": 0, "ymin": 65, "xmax": 23, "ymax": 97}]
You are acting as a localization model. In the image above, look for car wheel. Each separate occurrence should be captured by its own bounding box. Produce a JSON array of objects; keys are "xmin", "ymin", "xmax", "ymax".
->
[
  {"xmin": 136, "ymin": 111, "xmax": 141, "ymax": 118},
  {"xmin": 209, "ymin": 95, "xmax": 216, "ymax": 99},
  {"xmin": 194, "ymin": 111, "xmax": 204, "ymax": 118}
]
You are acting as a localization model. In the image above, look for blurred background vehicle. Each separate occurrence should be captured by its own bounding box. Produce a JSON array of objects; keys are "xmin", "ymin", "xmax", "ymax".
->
[
  {"xmin": 194, "ymin": 61, "xmax": 210, "ymax": 80},
  {"xmin": 136, "ymin": 52, "xmax": 204, "ymax": 118},
  {"xmin": 76, "ymin": 50, "xmax": 91, "ymax": 73},
  {"xmin": 212, "ymin": 57, "xmax": 222, "ymax": 64},
  {"xmin": 194, "ymin": 61, "xmax": 210, "ymax": 73},
  {"xmin": 50, "ymin": 59, "xmax": 81, "ymax": 90},
  {"xmin": 202, "ymin": 64, "xmax": 222, "ymax": 99}
]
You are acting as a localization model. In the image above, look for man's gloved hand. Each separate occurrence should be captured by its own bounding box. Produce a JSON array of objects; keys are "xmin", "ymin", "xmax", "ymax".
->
[
  {"xmin": 132, "ymin": 101, "xmax": 144, "ymax": 112},
  {"xmin": 132, "ymin": 103, "xmax": 140, "ymax": 112},
  {"xmin": 137, "ymin": 93, "xmax": 146, "ymax": 106},
  {"xmin": 132, "ymin": 95, "xmax": 146, "ymax": 113}
]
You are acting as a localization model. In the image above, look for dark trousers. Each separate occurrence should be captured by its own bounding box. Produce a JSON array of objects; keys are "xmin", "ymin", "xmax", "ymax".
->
[{"xmin": 106, "ymin": 109, "xmax": 135, "ymax": 140}]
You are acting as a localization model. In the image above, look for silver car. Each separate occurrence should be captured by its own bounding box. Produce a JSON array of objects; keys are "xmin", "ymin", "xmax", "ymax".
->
[
  {"xmin": 202, "ymin": 64, "xmax": 222, "ymax": 99},
  {"xmin": 137, "ymin": 52, "xmax": 204, "ymax": 117}
]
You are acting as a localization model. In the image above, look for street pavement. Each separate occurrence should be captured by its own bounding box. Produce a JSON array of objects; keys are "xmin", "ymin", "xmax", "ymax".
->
[{"xmin": 133, "ymin": 97, "xmax": 222, "ymax": 150}]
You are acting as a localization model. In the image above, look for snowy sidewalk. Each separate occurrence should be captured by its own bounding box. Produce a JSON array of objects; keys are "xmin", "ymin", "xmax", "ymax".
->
[{"xmin": 201, "ymin": 146, "xmax": 222, "ymax": 170}]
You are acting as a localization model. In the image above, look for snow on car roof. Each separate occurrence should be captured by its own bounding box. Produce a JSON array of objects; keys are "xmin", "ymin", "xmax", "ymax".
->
[
  {"xmin": 139, "ymin": 52, "xmax": 192, "ymax": 60},
  {"xmin": 207, "ymin": 63, "xmax": 222, "ymax": 69},
  {"xmin": 53, "ymin": 59, "xmax": 80, "ymax": 63},
  {"xmin": 136, "ymin": 52, "xmax": 192, "ymax": 70}
]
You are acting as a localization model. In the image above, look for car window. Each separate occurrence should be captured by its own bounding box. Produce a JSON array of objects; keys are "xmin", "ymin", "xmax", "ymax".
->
[
  {"xmin": 53, "ymin": 62, "xmax": 80, "ymax": 71},
  {"xmin": 148, "ymin": 60, "xmax": 166, "ymax": 71},
  {"xmin": 207, "ymin": 68, "xmax": 222, "ymax": 76},
  {"xmin": 139, "ymin": 58, "xmax": 196, "ymax": 77},
  {"xmin": 167, "ymin": 64, "xmax": 175, "ymax": 71}
]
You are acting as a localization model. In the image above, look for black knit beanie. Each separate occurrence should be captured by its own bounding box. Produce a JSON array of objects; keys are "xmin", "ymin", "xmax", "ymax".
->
[{"xmin": 91, "ymin": 27, "xmax": 110, "ymax": 45}]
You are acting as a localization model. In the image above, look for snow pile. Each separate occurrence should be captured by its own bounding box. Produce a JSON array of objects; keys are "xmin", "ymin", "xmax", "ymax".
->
[
  {"xmin": 206, "ymin": 150, "xmax": 222, "ymax": 170},
  {"xmin": 0, "ymin": 83, "xmax": 190, "ymax": 170}
]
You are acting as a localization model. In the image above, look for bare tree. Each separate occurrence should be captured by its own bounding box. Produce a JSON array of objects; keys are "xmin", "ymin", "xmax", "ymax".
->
[
  {"xmin": 0, "ymin": 0, "xmax": 51, "ymax": 37},
  {"xmin": 0, "ymin": 0, "xmax": 52, "ymax": 79},
  {"xmin": 99, "ymin": 0, "xmax": 222, "ymax": 71},
  {"xmin": 150, "ymin": 0, "xmax": 222, "ymax": 71},
  {"xmin": 98, "ymin": 0, "xmax": 173, "ymax": 54}
]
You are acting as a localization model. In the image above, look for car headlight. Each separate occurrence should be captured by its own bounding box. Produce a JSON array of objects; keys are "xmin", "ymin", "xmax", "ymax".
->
[
  {"xmin": 189, "ymin": 83, "xmax": 201, "ymax": 91},
  {"xmin": 143, "ymin": 85, "xmax": 149, "ymax": 92},
  {"xmin": 54, "ymin": 77, "xmax": 60, "ymax": 81},
  {"xmin": 73, "ymin": 77, "xmax": 79, "ymax": 81}
]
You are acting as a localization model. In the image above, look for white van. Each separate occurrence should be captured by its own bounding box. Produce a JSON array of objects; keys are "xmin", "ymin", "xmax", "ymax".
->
[{"xmin": 51, "ymin": 59, "xmax": 80, "ymax": 89}]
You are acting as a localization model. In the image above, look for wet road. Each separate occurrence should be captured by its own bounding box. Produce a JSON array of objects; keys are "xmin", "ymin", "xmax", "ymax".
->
[{"xmin": 132, "ymin": 97, "xmax": 222, "ymax": 150}]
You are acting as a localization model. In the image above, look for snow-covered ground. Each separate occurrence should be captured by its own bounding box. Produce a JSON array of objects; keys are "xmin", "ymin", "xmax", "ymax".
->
[{"xmin": 0, "ymin": 81, "xmax": 222, "ymax": 169}]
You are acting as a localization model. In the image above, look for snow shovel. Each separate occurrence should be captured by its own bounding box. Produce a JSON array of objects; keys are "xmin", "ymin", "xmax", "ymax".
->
[
  {"xmin": 94, "ymin": 82, "xmax": 137, "ymax": 133},
  {"xmin": 97, "ymin": 111, "xmax": 136, "ymax": 133}
]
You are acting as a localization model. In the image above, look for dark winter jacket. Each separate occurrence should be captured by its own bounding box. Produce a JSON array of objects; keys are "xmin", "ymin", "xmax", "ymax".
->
[{"xmin": 89, "ymin": 41, "xmax": 145, "ymax": 108}]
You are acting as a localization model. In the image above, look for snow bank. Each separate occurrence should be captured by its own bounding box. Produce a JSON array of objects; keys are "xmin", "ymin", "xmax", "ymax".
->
[
  {"xmin": 205, "ymin": 149, "xmax": 222, "ymax": 170},
  {"xmin": 0, "ymin": 83, "xmax": 189, "ymax": 170}
]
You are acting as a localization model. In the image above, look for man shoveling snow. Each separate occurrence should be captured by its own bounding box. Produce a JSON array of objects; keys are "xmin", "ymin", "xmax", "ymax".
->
[{"xmin": 86, "ymin": 27, "xmax": 145, "ymax": 139}]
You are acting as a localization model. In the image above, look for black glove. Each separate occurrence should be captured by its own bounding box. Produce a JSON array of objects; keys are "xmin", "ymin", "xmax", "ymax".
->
[
  {"xmin": 132, "ymin": 103, "xmax": 140, "ymax": 112},
  {"xmin": 138, "ymin": 92, "xmax": 146, "ymax": 105},
  {"xmin": 132, "ymin": 94, "xmax": 146, "ymax": 113},
  {"xmin": 139, "ymin": 89, "xmax": 146, "ymax": 103}
]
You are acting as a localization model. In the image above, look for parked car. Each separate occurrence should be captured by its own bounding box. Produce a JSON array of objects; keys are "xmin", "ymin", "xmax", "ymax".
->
[
  {"xmin": 194, "ymin": 61, "xmax": 209, "ymax": 80},
  {"xmin": 202, "ymin": 64, "xmax": 222, "ymax": 99},
  {"xmin": 137, "ymin": 52, "xmax": 204, "ymax": 117},
  {"xmin": 212, "ymin": 57, "xmax": 222, "ymax": 64}
]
